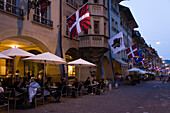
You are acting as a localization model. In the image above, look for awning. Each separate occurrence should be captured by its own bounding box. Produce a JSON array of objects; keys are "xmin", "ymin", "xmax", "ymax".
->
[{"xmin": 114, "ymin": 58, "xmax": 128, "ymax": 66}]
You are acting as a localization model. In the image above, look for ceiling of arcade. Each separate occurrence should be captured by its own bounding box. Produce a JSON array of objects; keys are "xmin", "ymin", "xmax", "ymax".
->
[{"xmin": 0, "ymin": 38, "xmax": 42, "ymax": 53}]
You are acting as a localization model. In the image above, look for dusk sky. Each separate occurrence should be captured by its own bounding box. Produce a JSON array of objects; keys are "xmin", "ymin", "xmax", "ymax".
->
[{"xmin": 120, "ymin": 0, "xmax": 170, "ymax": 60}]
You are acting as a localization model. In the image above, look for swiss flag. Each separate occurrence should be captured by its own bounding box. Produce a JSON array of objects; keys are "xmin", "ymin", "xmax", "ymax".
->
[{"xmin": 126, "ymin": 44, "xmax": 138, "ymax": 59}]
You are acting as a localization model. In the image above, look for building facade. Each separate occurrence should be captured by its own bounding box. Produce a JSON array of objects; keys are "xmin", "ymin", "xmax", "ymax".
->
[{"xmin": 0, "ymin": 0, "xmax": 61, "ymax": 82}]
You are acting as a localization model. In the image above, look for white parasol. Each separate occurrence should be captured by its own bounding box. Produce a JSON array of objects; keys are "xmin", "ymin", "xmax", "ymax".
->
[
  {"xmin": 23, "ymin": 52, "xmax": 67, "ymax": 86},
  {"xmin": 0, "ymin": 47, "xmax": 34, "ymax": 74},
  {"xmin": 67, "ymin": 58, "xmax": 96, "ymax": 80}
]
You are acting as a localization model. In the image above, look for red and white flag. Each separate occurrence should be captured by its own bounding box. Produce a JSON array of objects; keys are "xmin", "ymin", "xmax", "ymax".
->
[
  {"xmin": 126, "ymin": 44, "xmax": 138, "ymax": 59},
  {"xmin": 67, "ymin": 3, "xmax": 91, "ymax": 39}
]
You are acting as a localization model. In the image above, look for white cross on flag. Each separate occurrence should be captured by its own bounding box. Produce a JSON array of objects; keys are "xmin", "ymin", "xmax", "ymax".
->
[
  {"xmin": 108, "ymin": 32, "xmax": 126, "ymax": 54},
  {"xmin": 126, "ymin": 44, "xmax": 138, "ymax": 59},
  {"xmin": 67, "ymin": 3, "xmax": 91, "ymax": 39}
]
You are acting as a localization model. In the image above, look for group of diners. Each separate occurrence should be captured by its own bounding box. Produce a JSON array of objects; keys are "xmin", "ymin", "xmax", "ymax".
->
[
  {"xmin": 0, "ymin": 71, "xmax": 110, "ymax": 111},
  {"xmin": 84, "ymin": 77, "xmax": 108, "ymax": 95}
]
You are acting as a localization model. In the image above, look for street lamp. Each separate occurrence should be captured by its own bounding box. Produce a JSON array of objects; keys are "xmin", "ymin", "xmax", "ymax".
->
[{"xmin": 156, "ymin": 41, "xmax": 160, "ymax": 45}]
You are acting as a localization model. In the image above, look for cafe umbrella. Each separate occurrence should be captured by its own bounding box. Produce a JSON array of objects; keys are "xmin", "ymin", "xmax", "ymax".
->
[
  {"xmin": 0, "ymin": 53, "xmax": 13, "ymax": 59},
  {"xmin": 67, "ymin": 58, "xmax": 97, "ymax": 81},
  {"xmin": 0, "ymin": 47, "xmax": 35, "ymax": 74},
  {"xmin": 22, "ymin": 52, "xmax": 67, "ymax": 85}
]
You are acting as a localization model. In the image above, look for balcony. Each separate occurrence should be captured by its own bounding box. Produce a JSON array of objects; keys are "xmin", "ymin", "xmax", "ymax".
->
[
  {"xmin": 90, "ymin": 5, "xmax": 108, "ymax": 18},
  {"xmin": 0, "ymin": 1, "xmax": 23, "ymax": 17},
  {"xmin": 66, "ymin": 0, "xmax": 78, "ymax": 9},
  {"xmin": 79, "ymin": 35, "xmax": 109, "ymax": 48},
  {"xmin": 33, "ymin": 14, "xmax": 53, "ymax": 28},
  {"xmin": 79, "ymin": 35, "xmax": 109, "ymax": 63}
]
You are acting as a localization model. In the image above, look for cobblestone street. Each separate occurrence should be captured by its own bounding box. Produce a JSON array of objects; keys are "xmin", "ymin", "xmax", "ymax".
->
[{"xmin": 5, "ymin": 78, "xmax": 170, "ymax": 113}]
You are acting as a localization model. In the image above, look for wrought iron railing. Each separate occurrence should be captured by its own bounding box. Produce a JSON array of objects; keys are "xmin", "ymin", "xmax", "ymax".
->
[
  {"xmin": 33, "ymin": 14, "xmax": 53, "ymax": 27},
  {"xmin": 0, "ymin": 1, "xmax": 23, "ymax": 17},
  {"xmin": 66, "ymin": 0, "xmax": 78, "ymax": 9}
]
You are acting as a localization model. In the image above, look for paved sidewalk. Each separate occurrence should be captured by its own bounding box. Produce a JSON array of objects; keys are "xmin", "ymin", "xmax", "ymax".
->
[{"xmin": 2, "ymin": 79, "xmax": 170, "ymax": 113}]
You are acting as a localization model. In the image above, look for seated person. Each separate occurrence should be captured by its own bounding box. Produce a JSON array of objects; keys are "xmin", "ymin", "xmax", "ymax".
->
[
  {"xmin": 71, "ymin": 78, "xmax": 79, "ymax": 97},
  {"xmin": 92, "ymin": 77, "xmax": 99, "ymax": 85},
  {"xmin": 84, "ymin": 77, "xmax": 92, "ymax": 93},
  {"xmin": 6, "ymin": 71, "xmax": 13, "ymax": 78},
  {"xmin": 104, "ymin": 77, "xmax": 109, "ymax": 86},
  {"xmin": 15, "ymin": 70, "xmax": 20, "ymax": 79},
  {"xmin": 98, "ymin": 78, "xmax": 104, "ymax": 89},
  {"xmin": 13, "ymin": 77, "xmax": 25, "ymax": 93},
  {"xmin": 0, "ymin": 82, "xmax": 4, "ymax": 93},
  {"xmin": 26, "ymin": 79, "xmax": 40, "ymax": 107},
  {"xmin": 84, "ymin": 77, "xmax": 91, "ymax": 87}
]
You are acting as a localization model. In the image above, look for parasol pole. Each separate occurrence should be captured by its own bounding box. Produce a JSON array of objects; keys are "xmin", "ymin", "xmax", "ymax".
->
[
  {"xmin": 44, "ymin": 60, "xmax": 46, "ymax": 87},
  {"xmin": 79, "ymin": 66, "xmax": 81, "ymax": 81}
]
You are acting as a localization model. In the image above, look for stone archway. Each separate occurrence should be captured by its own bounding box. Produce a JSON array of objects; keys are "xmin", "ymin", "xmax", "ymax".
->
[
  {"xmin": 65, "ymin": 48, "xmax": 79, "ymax": 80},
  {"xmin": 0, "ymin": 36, "xmax": 50, "ymax": 76}
]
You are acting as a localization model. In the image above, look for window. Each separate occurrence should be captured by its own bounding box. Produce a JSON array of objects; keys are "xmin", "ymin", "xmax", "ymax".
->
[
  {"xmin": 115, "ymin": 21, "xmax": 118, "ymax": 29},
  {"xmin": 33, "ymin": 1, "xmax": 53, "ymax": 27},
  {"xmin": 68, "ymin": 65, "xmax": 76, "ymax": 77},
  {"xmin": 114, "ymin": 1, "xmax": 117, "ymax": 11},
  {"xmin": 94, "ymin": 21, "xmax": 99, "ymax": 34},
  {"xmin": 112, "ymin": 18, "xmax": 114, "ymax": 28},
  {"xmin": 94, "ymin": 0, "xmax": 98, "ymax": 3},
  {"xmin": 104, "ymin": 23, "xmax": 106, "ymax": 35},
  {"xmin": 111, "ymin": 0, "xmax": 114, "ymax": 7},
  {"xmin": 83, "ymin": 0, "xmax": 88, "ymax": 4},
  {"xmin": 84, "ymin": 29, "xmax": 88, "ymax": 34},
  {"xmin": 103, "ymin": 0, "xmax": 105, "ymax": 5},
  {"xmin": 6, "ymin": 0, "xmax": 16, "ymax": 13},
  {"xmin": 66, "ymin": 16, "xmax": 70, "ymax": 36}
]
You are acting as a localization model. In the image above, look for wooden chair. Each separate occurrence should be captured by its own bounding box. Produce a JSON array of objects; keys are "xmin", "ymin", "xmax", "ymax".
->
[
  {"xmin": 72, "ymin": 83, "xmax": 83, "ymax": 97},
  {"xmin": 0, "ymin": 91, "xmax": 11, "ymax": 113},
  {"xmin": 60, "ymin": 85, "xmax": 68, "ymax": 102},
  {"xmin": 34, "ymin": 87, "xmax": 44, "ymax": 108},
  {"xmin": 6, "ymin": 88, "xmax": 24, "ymax": 109}
]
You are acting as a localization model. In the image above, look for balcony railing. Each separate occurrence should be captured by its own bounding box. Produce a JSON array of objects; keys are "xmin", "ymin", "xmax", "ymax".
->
[
  {"xmin": 33, "ymin": 14, "xmax": 53, "ymax": 27},
  {"xmin": 0, "ymin": 1, "xmax": 23, "ymax": 17},
  {"xmin": 66, "ymin": 0, "xmax": 78, "ymax": 9},
  {"xmin": 79, "ymin": 35, "xmax": 109, "ymax": 48}
]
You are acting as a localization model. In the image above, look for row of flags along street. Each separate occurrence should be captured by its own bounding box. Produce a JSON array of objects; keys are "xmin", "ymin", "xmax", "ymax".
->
[{"xmin": 66, "ymin": 2, "xmax": 162, "ymax": 72}]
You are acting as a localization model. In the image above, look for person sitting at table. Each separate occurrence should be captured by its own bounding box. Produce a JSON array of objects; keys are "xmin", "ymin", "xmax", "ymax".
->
[
  {"xmin": 84, "ymin": 77, "xmax": 92, "ymax": 93},
  {"xmin": 6, "ymin": 70, "xmax": 13, "ymax": 78},
  {"xmin": 0, "ymin": 82, "xmax": 4, "ymax": 105},
  {"xmin": 0, "ymin": 82, "xmax": 4, "ymax": 93},
  {"xmin": 63, "ymin": 77, "xmax": 67, "ymax": 85},
  {"xmin": 37, "ymin": 73, "xmax": 43, "ymax": 87},
  {"xmin": 92, "ymin": 76, "xmax": 99, "ymax": 85},
  {"xmin": 15, "ymin": 70, "xmax": 20, "ymax": 78},
  {"xmin": 71, "ymin": 78, "xmax": 79, "ymax": 97},
  {"xmin": 13, "ymin": 77, "xmax": 25, "ymax": 93},
  {"xmin": 27, "ymin": 79, "xmax": 40, "ymax": 108}
]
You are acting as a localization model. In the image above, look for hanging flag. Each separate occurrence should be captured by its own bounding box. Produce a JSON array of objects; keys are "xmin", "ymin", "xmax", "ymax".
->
[
  {"xmin": 40, "ymin": 0, "xmax": 49, "ymax": 14},
  {"xmin": 67, "ymin": 3, "xmax": 91, "ymax": 39},
  {"xmin": 133, "ymin": 50, "xmax": 143, "ymax": 63},
  {"xmin": 148, "ymin": 62, "xmax": 152, "ymax": 70},
  {"xmin": 108, "ymin": 32, "xmax": 126, "ymax": 54},
  {"xmin": 143, "ymin": 58, "xmax": 149, "ymax": 68},
  {"xmin": 126, "ymin": 44, "xmax": 138, "ymax": 59}
]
